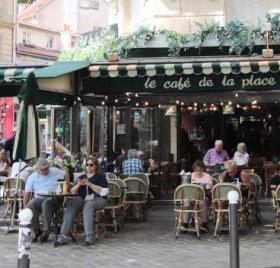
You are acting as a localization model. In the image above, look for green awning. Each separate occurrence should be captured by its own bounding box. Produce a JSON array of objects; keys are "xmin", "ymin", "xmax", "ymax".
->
[
  {"xmin": 83, "ymin": 58, "xmax": 280, "ymax": 94},
  {"xmin": 16, "ymin": 61, "xmax": 91, "ymax": 79},
  {"xmin": 0, "ymin": 66, "xmax": 43, "ymax": 97}
]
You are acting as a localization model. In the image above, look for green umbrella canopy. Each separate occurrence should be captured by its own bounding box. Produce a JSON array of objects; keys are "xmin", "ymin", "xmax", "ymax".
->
[{"xmin": 13, "ymin": 72, "xmax": 41, "ymax": 161}]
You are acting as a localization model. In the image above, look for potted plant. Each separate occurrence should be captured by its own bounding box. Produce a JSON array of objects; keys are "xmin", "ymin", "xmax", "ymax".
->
[{"xmin": 107, "ymin": 36, "xmax": 119, "ymax": 62}]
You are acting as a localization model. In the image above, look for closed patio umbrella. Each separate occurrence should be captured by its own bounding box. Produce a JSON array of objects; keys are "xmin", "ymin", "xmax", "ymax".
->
[{"xmin": 10, "ymin": 72, "xmax": 41, "ymax": 229}]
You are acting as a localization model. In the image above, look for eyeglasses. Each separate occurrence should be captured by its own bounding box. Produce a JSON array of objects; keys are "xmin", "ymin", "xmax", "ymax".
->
[{"xmin": 86, "ymin": 163, "xmax": 94, "ymax": 167}]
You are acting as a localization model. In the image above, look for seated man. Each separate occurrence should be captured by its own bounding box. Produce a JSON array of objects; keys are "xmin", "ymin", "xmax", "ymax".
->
[
  {"xmin": 122, "ymin": 149, "xmax": 143, "ymax": 176},
  {"xmin": 203, "ymin": 140, "xmax": 229, "ymax": 171},
  {"xmin": 23, "ymin": 158, "xmax": 69, "ymax": 243}
]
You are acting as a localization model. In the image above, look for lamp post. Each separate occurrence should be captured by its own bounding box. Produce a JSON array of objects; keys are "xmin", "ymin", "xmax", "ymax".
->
[
  {"xmin": 18, "ymin": 208, "xmax": 33, "ymax": 268},
  {"xmin": 228, "ymin": 190, "xmax": 240, "ymax": 268}
]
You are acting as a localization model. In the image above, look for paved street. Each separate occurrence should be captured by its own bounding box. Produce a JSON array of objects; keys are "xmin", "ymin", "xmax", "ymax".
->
[{"xmin": 0, "ymin": 202, "xmax": 279, "ymax": 268}]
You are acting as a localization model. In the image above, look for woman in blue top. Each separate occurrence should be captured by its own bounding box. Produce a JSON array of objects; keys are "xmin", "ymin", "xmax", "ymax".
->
[{"xmin": 56, "ymin": 157, "xmax": 108, "ymax": 246}]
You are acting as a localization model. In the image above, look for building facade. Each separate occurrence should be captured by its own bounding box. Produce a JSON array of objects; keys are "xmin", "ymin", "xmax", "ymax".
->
[
  {"xmin": 17, "ymin": 0, "xmax": 109, "ymax": 63},
  {"xmin": 108, "ymin": 0, "xmax": 280, "ymax": 35},
  {"xmin": 0, "ymin": 0, "xmax": 17, "ymax": 63}
]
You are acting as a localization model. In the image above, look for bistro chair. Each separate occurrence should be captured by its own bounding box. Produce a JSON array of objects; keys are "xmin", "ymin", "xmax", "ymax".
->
[
  {"xmin": 212, "ymin": 183, "xmax": 245, "ymax": 237},
  {"xmin": 174, "ymin": 184, "xmax": 205, "ymax": 238},
  {"xmin": 272, "ymin": 185, "xmax": 280, "ymax": 234},
  {"xmin": 94, "ymin": 209, "xmax": 108, "ymax": 240},
  {"xmin": 104, "ymin": 180, "xmax": 122, "ymax": 233},
  {"xmin": 263, "ymin": 162, "xmax": 279, "ymax": 197},
  {"xmin": 106, "ymin": 172, "xmax": 118, "ymax": 180},
  {"xmin": 110, "ymin": 178, "xmax": 127, "ymax": 227},
  {"xmin": 129, "ymin": 173, "xmax": 150, "ymax": 198},
  {"xmin": 248, "ymin": 173, "xmax": 262, "ymax": 222},
  {"xmin": 3, "ymin": 177, "xmax": 25, "ymax": 219},
  {"xmin": 124, "ymin": 177, "xmax": 148, "ymax": 221},
  {"xmin": 211, "ymin": 173, "xmax": 222, "ymax": 186}
]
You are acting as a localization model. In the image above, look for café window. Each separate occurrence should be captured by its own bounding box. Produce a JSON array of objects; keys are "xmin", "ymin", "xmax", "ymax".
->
[
  {"xmin": 54, "ymin": 108, "xmax": 71, "ymax": 157},
  {"xmin": 79, "ymin": 0, "xmax": 99, "ymax": 9}
]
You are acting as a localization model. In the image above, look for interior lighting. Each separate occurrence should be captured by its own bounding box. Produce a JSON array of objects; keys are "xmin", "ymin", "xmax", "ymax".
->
[
  {"xmin": 176, "ymin": 100, "xmax": 180, "ymax": 105},
  {"xmin": 181, "ymin": 102, "xmax": 184, "ymax": 106},
  {"xmin": 136, "ymin": 102, "xmax": 139, "ymax": 107},
  {"xmin": 235, "ymin": 93, "xmax": 239, "ymax": 98},
  {"xmin": 236, "ymin": 104, "xmax": 240, "ymax": 108},
  {"xmin": 158, "ymin": 104, "xmax": 161, "ymax": 108},
  {"xmin": 194, "ymin": 102, "xmax": 198, "ymax": 107},
  {"xmin": 101, "ymin": 101, "xmax": 105, "ymax": 105},
  {"xmin": 145, "ymin": 102, "xmax": 149, "ymax": 106},
  {"xmin": 127, "ymin": 98, "xmax": 131, "ymax": 101},
  {"xmin": 203, "ymin": 103, "xmax": 207, "ymax": 107},
  {"xmin": 114, "ymin": 99, "xmax": 118, "ymax": 103},
  {"xmin": 135, "ymin": 93, "xmax": 139, "ymax": 97},
  {"xmin": 228, "ymin": 101, "xmax": 232, "ymax": 105},
  {"xmin": 252, "ymin": 99, "xmax": 258, "ymax": 105},
  {"xmin": 220, "ymin": 102, "xmax": 224, "ymax": 106}
]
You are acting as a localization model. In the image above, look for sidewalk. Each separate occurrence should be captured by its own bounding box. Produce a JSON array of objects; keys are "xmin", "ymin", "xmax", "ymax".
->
[{"xmin": 0, "ymin": 203, "xmax": 279, "ymax": 268}]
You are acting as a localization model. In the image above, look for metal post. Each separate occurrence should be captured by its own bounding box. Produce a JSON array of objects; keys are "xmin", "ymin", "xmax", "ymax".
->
[
  {"xmin": 228, "ymin": 190, "xmax": 240, "ymax": 268},
  {"xmin": 18, "ymin": 208, "xmax": 33, "ymax": 268},
  {"xmin": 11, "ymin": 159, "xmax": 22, "ymax": 229}
]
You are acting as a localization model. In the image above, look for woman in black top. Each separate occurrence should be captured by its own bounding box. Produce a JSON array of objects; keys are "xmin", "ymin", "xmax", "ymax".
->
[
  {"xmin": 221, "ymin": 160, "xmax": 248, "ymax": 199},
  {"xmin": 56, "ymin": 157, "xmax": 108, "ymax": 246}
]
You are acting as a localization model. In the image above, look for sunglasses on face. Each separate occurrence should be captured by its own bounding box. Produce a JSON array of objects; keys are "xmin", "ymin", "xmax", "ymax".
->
[{"xmin": 86, "ymin": 163, "xmax": 94, "ymax": 167}]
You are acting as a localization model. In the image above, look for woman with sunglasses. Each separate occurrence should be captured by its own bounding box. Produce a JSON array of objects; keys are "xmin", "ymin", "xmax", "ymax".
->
[{"xmin": 56, "ymin": 157, "xmax": 108, "ymax": 246}]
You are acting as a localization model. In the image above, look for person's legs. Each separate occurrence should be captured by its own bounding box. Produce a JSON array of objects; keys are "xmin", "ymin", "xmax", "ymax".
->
[
  {"xmin": 27, "ymin": 198, "xmax": 43, "ymax": 232},
  {"xmin": 41, "ymin": 198, "xmax": 57, "ymax": 232},
  {"xmin": 60, "ymin": 197, "xmax": 84, "ymax": 235},
  {"xmin": 182, "ymin": 200, "xmax": 191, "ymax": 225},
  {"xmin": 201, "ymin": 198, "xmax": 209, "ymax": 223},
  {"xmin": 82, "ymin": 197, "xmax": 106, "ymax": 244},
  {"xmin": 56, "ymin": 196, "xmax": 84, "ymax": 246}
]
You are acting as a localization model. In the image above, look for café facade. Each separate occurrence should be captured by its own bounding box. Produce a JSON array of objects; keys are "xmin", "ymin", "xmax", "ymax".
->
[{"xmin": 82, "ymin": 56, "xmax": 280, "ymax": 168}]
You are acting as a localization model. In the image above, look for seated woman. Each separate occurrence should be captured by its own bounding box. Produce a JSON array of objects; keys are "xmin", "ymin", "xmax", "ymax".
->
[
  {"xmin": 56, "ymin": 157, "xmax": 108, "ymax": 246},
  {"xmin": 221, "ymin": 160, "xmax": 252, "ymax": 200},
  {"xmin": 221, "ymin": 160, "xmax": 241, "ymax": 183},
  {"xmin": 0, "ymin": 149, "xmax": 9, "ymax": 175},
  {"xmin": 181, "ymin": 160, "xmax": 212, "ymax": 232},
  {"xmin": 233, "ymin": 142, "xmax": 249, "ymax": 168}
]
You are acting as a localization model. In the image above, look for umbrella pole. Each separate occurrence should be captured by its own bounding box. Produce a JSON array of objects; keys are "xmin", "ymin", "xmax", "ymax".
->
[{"xmin": 10, "ymin": 159, "xmax": 22, "ymax": 229}]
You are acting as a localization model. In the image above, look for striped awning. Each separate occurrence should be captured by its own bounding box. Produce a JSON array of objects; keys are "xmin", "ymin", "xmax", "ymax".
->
[
  {"xmin": 89, "ymin": 60, "xmax": 280, "ymax": 78},
  {"xmin": 0, "ymin": 67, "xmax": 36, "ymax": 82}
]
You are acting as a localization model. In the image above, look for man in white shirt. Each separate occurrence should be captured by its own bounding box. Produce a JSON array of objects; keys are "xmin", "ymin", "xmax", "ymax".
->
[{"xmin": 24, "ymin": 158, "xmax": 69, "ymax": 243}]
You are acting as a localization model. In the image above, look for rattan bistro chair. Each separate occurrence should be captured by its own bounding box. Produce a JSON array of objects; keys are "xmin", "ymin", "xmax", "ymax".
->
[
  {"xmin": 248, "ymin": 173, "xmax": 263, "ymax": 222},
  {"xmin": 174, "ymin": 184, "xmax": 205, "ymax": 238},
  {"xmin": 212, "ymin": 183, "xmax": 245, "ymax": 237},
  {"xmin": 124, "ymin": 177, "xmax": 148, "ymax": 221},
  {"xmin": 4, "ymin": 177, "xmax": 25, "ymax": 219},
  {"xmin": 110, "ymin": 179, "xmax": 127, "ymax": 226},
  {"xmin": 129, "ymin": 173, "xmax": 150, "ymax": 198},
  {"xmin": 273, "ymin": 185, "xmax": 280, "ymax": 234},
  {"xmin": 104, "ymin": 180, "xmax": 122, "ymax": 232},
  {"xmin": 106, "ymin": 172, "xmax": 118, "ymax": 180}
]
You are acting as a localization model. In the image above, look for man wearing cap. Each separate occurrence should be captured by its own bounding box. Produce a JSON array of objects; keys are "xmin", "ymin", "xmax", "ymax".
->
[{"xmin": 23, "ymin": 158, "xmax": 69, "ymax": 243}]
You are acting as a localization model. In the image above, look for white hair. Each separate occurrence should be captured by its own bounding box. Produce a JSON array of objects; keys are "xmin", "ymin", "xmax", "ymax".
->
[
  {"xmin": 237, "ymin": 142, "xmax": 247, "ymax": 152},
  {"xmin": 127, "ymin": 149, "xmax": 138, "ymax": 159},
  {"xmin": 215, "ymin": 140, "xmax": 223, "ymax": 146},
  {"xmin": 137, "ymin": 151, "xmax": 144, "ymax": 157}
]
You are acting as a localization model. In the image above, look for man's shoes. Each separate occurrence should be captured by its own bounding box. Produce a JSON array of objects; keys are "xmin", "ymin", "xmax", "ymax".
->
[
  {"xmin": 84, "ymin": 235, "xmax": 93, "ymax": 246},
  {"xmin": 38, "ymin": 231, "xmax": 50, "ymax": 243},
  {"xmin": 179, "ymin": 223, "xmax": 189, "ymax": 232},
  {"xmin": 201, "ymin": 223, "xmax": 209, "ymax": 233},
  {"xmin": 55, "ymin": 235, "xmax": 68, "ymax": 247},
  {"xmin": 31, "ymin": 229, "xmax": 42, "ymax": 243}
]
